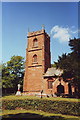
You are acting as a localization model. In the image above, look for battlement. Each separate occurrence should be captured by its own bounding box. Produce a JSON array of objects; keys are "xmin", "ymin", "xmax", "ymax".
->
[{"xmin": 27, "ymin": 29, "xmax": 49, "ymax": 38}]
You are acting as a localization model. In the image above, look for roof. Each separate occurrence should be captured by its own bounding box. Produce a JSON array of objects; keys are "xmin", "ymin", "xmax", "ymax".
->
[{"xmin": 43, "ymin": 67, "xmax": 63, "ymax": 77}]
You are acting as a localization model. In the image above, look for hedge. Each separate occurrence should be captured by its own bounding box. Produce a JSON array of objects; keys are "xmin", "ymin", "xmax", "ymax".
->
[{"xmin": 2, "ymin": 98, "xmax": 80, "ymax": 116}]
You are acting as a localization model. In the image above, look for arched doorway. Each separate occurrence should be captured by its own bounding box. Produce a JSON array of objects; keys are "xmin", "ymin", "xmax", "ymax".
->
[
  {"xmin": 57, "ymin": 83, "xmax": 64, "ymax": 94},
  {"xmin": 68, "ymin": 83, "xmax": 72, "ymax": 95}
]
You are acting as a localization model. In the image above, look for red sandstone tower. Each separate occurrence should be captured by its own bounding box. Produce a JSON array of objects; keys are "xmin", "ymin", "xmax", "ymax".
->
[{"xmin": 23, "ymin": 28, "xmax": 51, "ymax": 94}]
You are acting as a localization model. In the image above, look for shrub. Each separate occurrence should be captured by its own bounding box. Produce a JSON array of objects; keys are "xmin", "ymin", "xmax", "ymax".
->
[{"xmin": 2, "ymin": 98, "xmax": 80, "ymax": 116}]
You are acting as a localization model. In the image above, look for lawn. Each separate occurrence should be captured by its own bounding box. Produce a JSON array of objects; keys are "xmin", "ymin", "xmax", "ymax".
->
[
  {"xmin": 2, "ymin": 95, "xmax": 80, "ymax": 102},
  {"xmin": 2, "ymin": 110, "xmax": 80, "ymax": 120}
]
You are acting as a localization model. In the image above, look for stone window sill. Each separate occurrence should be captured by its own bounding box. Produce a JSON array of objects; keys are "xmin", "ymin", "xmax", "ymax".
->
[
  {"xmin": 32, "ymin": 62, "xmax": 38, "ymax": 64},
  {"xmin": 48, "ymin": 88, "xmax": 53, "ymax": 90},
  {"xmin": 32, "ymin": 46, "xmax": 38, "ymax": 48}
]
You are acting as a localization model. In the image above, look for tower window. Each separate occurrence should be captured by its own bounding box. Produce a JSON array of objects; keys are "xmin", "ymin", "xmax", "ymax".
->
[
  {"xmin": 33, "ymin": 38, "xmax": 38, "ymax": 47},
  {"xmin": 33, "ymin": 54, "xmax": 37, "ymax": 63}
]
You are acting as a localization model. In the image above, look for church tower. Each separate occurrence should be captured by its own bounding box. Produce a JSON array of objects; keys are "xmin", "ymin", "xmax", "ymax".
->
[{"xmin": 23, "ymin": 28, "xmax": 51, "ymax": 94}]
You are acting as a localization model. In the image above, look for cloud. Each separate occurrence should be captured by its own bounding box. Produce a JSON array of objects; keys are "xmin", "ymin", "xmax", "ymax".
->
[{"xmin": 50, "ymin": 25, "xmax": 78, "ymax": 43}]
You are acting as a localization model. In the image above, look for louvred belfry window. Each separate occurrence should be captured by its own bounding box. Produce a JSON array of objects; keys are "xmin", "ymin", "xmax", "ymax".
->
[
  {"xmin": 33, "ymin": 54, "xmax": 37, "ymax": 63},
  {"xmin": 33, "ymin": 38, "xmax": 38, "ymax": 47}
]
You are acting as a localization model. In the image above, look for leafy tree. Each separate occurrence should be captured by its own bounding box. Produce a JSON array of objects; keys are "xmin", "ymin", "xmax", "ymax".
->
[
  {"xmin": 0, "ymin": 64, "xmax": 2, "ymax": 95},
  {"xmin": 2, "ymin": 56, "xmax": 25, "ymax": 93},
  {"xmin": 55, "ymin": 38, "xmax": 80, "ymax": 92},
  {"xmin": 51, "ymin": 63, "xmax": 56, "ymax": 68},
  {"xmin": 69, "ymin": 38, "xmax": 80, "ymax": 90}
]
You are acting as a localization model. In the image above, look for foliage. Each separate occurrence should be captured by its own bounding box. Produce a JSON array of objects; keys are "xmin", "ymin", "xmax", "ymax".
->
[
  {"xmin": 0, "ymin": 64, "xmax": 2, "ymax": 89},
  {"xmin": 2, "ymin": 56, "xmax": 25, "ymax": 93},
  {"xmin": 54, "ymin": 38, "xmax": 80, "ymax": 91},
  {"xmin": 2, "ymin": 97, "xmax": 80, "ymax": 116},
  {"xmin": 51, "ymin": 63, "xmax": 57, "ymax": 68}
]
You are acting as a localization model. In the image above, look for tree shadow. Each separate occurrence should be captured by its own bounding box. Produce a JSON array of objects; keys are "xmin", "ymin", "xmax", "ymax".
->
[{"xmin": 2, "ymin": 112, "xmax": 65, "ymax": 120}]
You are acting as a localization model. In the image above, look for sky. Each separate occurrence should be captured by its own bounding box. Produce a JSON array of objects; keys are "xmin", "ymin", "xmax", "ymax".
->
[
  {"xmin": 2, "ymin": 2, "xmax": 79, "ymax": 64},
  {"xmin": 1, "ymin": 0, "xmax": 79, "ymax": 2},
  {"xmin": 0, "ymin": 2, "xmax": 2, "ymax": 64}
]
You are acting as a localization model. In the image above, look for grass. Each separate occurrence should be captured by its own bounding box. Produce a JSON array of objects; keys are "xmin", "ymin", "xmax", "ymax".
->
[
  {"xmin": 2, "ymin": 110, "xmax": 80, "ymax": 120},
  {"xmin": 2, "ymin": 95, "xmax": 80, "ymax": 102}
]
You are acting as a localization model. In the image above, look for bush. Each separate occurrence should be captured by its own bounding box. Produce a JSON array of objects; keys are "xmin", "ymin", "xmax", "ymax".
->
[{"xmin": 2, "ymin": 98, "xmax": 80, "ymax": 116}]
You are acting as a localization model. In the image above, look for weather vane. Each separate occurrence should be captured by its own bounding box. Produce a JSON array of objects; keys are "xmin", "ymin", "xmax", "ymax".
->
[{"xmin": 42, "ymin": 24, "xmax": 45, "ymax": 30}]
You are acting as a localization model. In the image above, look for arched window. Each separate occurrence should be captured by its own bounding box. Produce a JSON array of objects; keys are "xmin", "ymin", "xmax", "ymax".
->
[
  {"xmin": 48, "ymin": 81, "xmax": 53, "ymax": 89},
  {"xmin": 33, "ymin": 54, "xmax": 37, "ymax": 63},
  {"xmin": 48, "ymin": 78, "xmax": 53, "ymax": 89},
  {"xmin": 33, "ymin": 38, "xmax": 38, "ymax": 47}
]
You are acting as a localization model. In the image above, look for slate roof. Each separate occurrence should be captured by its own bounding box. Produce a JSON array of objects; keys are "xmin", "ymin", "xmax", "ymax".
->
[{"xmin": 43, "ymin": 67, "xmax": 63, "ymax": 77}]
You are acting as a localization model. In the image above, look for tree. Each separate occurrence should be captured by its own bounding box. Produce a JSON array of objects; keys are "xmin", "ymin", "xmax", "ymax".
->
[
  {"xmin": 55, "ymin": 38, "xmax": 80, "ymax": 92},
  {"xmin": 0, "ymin": 64, "xmax": 2, "ymax": 95},
  {"xmin": 2, "ymin": 56, "xmax": 25, "ymax": 94},
  {"xmin": 69, "ymin": 38, "xmax": 80, "ymax": 91}
]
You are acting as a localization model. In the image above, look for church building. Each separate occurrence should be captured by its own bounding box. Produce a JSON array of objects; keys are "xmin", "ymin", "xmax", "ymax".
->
[{"xmin": 23, "ymin": 28, "xmax": 75, "ymax": 96}]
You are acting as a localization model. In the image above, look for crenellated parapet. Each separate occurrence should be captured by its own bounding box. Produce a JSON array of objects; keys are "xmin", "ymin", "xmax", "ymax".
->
[{"xmin": 27, "ymin": 29, "xmax": 49, "ymax": 38}]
